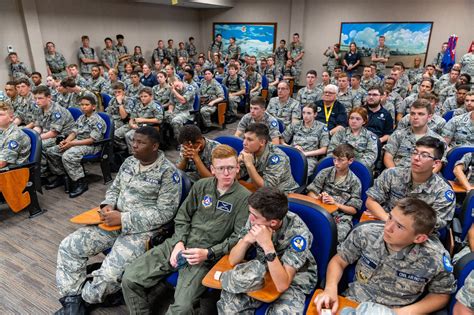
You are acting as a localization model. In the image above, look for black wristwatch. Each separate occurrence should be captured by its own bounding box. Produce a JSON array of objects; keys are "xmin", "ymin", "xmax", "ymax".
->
[
  {"xmin": 207, "ymin": 248, "xmax": 215, "ymax": 260},
  {"xmin": 264, "ymin": 252, "xmax": 277, "ymax": 262}
]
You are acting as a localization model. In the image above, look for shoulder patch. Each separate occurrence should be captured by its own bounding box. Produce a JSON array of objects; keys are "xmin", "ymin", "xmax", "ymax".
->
[
  {"xmin": 291, "ymin": 236, "xmax": 307, "ymax": 252},
  {"xmin": 187, "ymin": 86, "xmax": 193, "ymax": 92},
  {"xmin": 8, "ymin": 140, "xmax": 19, "ymax": 150},
  {"xmin": 323, "ymin": 126, "xmax": 328, "ymax": 132},
  {"xmin": 96, "ymin": 122, "xmax": 103, "ymax": 130},
  {"xmin": 172, "ymin": 172, "xmax": 180, "ymax": 184},
  {"xmin": 269, "ymin": 154, "xmax": 280, "ymax": 165},
  {"xmin": 371, "ymin": 134, "xmax": 377, "ymax": 141},
  {"xmin": 442, "ymin": 254, "xmax": 453, "ymax": 272},
  {"xmin": 445, "ymin": 190, "xmax": 455, "ymax": 202},
  {"xmin": 155, "ymin": 103, "xmax": 162, "ymax": 111},
  {"xmin": 317, "ymin": 106, "xmax": 322, "ymax": 112},
  {"xmin": 270, "ymin": 120, "xmax": 278, "ymax": 127},
  {"xmin": 54, "ymin": 112, "xmax": 62, "ymax": 120}
]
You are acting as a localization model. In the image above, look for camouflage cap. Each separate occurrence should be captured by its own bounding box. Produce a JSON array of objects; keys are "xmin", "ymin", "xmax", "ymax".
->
[{"xmin": 221, "ymin": 260, "xmax": 266, "ymax": 294}]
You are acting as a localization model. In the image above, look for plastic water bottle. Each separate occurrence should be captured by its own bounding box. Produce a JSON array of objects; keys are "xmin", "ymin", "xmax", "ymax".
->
[{"xmin": 0, "ymin": 91, "xmax": 5, "ymax": 101}]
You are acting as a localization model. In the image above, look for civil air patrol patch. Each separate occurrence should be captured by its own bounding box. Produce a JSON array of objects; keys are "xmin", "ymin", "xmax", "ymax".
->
[
  {"xmin": 97, "ymin": 122, "xmax": 103, "ymax": 130},
  {"xmin": 54, "ymin": 112, "xmax": 62, "ymax": 120},
  {"xmin": 172, "ymin": 172, "xmax": 180, "ymax": 184},
  {"xmin": 202, "ymin": 195, "xmax": 212, "ymax": 208},
  {"xmin": 317, "ymin": 107, "xmax": 321, "ymax": 112},
  {"xmin": 323, "ymin": 126, "xmax": 328, "ymax": 132},
  {"xmin": 8, "ymin": 140, "xmax": 18, "ymax": 150},
  {"xmin": 269, "ymin": 155, "xmax": 280, "ymax": 165},
  {"xmin": 291, "ymin": 236, "xmax": 307, "ymax": 252},
  {"xmin": 445, "ymin": 190, "xmax": 455, "ymax": 202},
  {"xmin": 187, "ymin": 86, "xmax": 193, "ymax": 92},
  {"xmin": 380, "ymin": 113, "xmax": 384, "ymax": 118},
  {"xmin": 155, "ymin": 103, "xmax": 162, "ymax": 111},
  {"xmin": 371, "ymin": 134, "xmax": 377, "ymax": 141},
  {"xmin": 216, "ymin": 200, "xmax": 233, "ymax": 213},
  {"xmin": 442, "ymin": 254, "xmax": 453, "ymax": 272},
  {"xmin": 271, "ymin": 120, "xmax": 277, "ymax": 127}
]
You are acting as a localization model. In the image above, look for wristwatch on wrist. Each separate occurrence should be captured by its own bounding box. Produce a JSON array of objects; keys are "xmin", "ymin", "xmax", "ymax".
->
[
  {"xmin": 207, "ymin": 248, "xmax": 215, "ymax": 260},
  {"xmin": 264, "ymin": 252, "xmax": 277, "ymax": 262}
]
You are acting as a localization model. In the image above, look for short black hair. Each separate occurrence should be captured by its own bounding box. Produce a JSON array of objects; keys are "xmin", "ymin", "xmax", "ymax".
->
[
  {"xmin": 104, "ymin": 37, "xmax": 113, "ymax": 42},
  {"xmin": 112, "ymin": 82, "xmax": 126, "ymax": 90},
  {"xmin": 189, "ymin": 36, "xmax": 194, "ymax": 41},
  {"xmin": 415, "ymin": 136, "xmax": 445, "ymax": 160},
  {"xmin": 116, "ymin": 34, "xmax": 124, "ymax": 40},
  {"xmin": 78, "ymin": 95, "xmax": 96, "ymax": 105},
  {"xmin": 61, "ymin": 77, "xmax": 76, "ymax": 88},
  {"xmin": 306, "ymin": 70, "xmax": 317, "ymax": 76},
  {"xmin": 32, "ymin": 85, "xmax": 51, "ymax": 97},
  {"xmin": 248, "ymin": 187, "xmax": 288, "ymax": 220},
  {"xmin": 395, "ymin": 198, "xmax": 436, "ymax": 235},
  {"xmin": 32, "ymin": 71, "xmax": 42, "ymax": 78},
  {"xmin": 177, "ymin": 125, "xmax": 203, "ymax": 144},
  {"xmin": 15, "ymin": 78, "xmax": 30, "ymax": 86},
  {"xmin": 184, "ymin": 68, "xmax": 194, "ymax": 77},
  {"xmin": 244, "ymin": 123, "xmax": 270, "ymax": 142},
  {"xmin": 456, "ymin": 84, "xmax": 471, "ymax": 91},
  {"xmin": 135, "ymin": 126, "xmax": 160, "ymax": 144},
  {"xmin": 460, "ymin": 73, "xmax": 471, "ymax": 84}
]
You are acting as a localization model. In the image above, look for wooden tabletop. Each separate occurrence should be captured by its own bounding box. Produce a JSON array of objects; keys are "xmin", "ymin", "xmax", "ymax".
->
[
  {"xmin": 288, "ymin": 193, "xmax": 339, "ymax": 213},
  {"xmin": 70, "ymin": 207, "xmax": 121, "ymax": 231},
  {"xmin": 449, "ymin": 180, "xmax": 467, "ymax": 193},
  {"xmin": 202, "ymin": 255, "xmax": 282, "ymax": 303},
  {"xmin": 0, "ymin": 168, "xmax": 30, "ymax": 212},
  {"xmin": 359, "ymin": 211, "xmax": 378, "ymax": 223},
  {"xmin": 306, "ymin": 289, "xmax": 359, "ymax": 315}
]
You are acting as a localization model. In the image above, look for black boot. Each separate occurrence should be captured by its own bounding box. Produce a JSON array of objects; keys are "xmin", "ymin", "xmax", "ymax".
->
[
  {"xmin": 54, "ymin": 295, "xmax": 87, "ymax": 315},
  {"xmin": 45, "ymin": 176, "xmax": 65, "ymax": 190},
  {"xmin": 69, "ymin": 178, "xmax": 88, "ymax": 198},
  {"xmin": 64, "ymin": 176, "xmax": 71, "ymax": 194}
]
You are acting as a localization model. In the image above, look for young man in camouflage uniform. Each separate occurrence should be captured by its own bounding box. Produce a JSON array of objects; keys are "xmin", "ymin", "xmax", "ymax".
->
[
  {"xmin": 115, "ymin": 34, "xmax": 131, "ymax": 74},
  {"xmin": 55, "ymin": 126, "xmax": 181, "ymax": 314},
  {"xmin": 263, "ymin": 56, "xmax": 280, "ymax": 97},
  {"xmin": 186, "ymin": 36, "xmax": 197, "ymax": 62},
  {"xmin": 45, "ymin": 41, "xmax": 68, "ymax": 80},
  {"xmin": 106, "ymin": 82, "xmax": 135, "ymax": 131},
  {"xmin": 77, "ymin": 35, "xmax": 99, "ymax": 80},
  {"xmin": 176, "ymin": 124, "xmax": 220, "ymax": 182},
  {"xmin": 8, "ymin": 52, "xmax": 31, "ymax": 80},
  {"xmin": 126, "ymin": 71, "xmax": 145, "ymax": 101},
  {"xmin": 88, "ymin": 66, "xmax": 108, "ymax": 94},
  {"xmin": 225, "ymin": 37, "xmax": 241, "ymax": 62},
  {"xmin": 239, "ymin": 123, "xmax": 298, "ymax": 194},
  {"xmin": 223, "ymin": 64, "xmax": 246, "ymax": 121},
  {"xmin": 122, "ymin": 144, "xmax": 250, "ymax": 314},
  {"xmin": 164, "ymin": 79, "xmax": 195, "ymax": 141},
  {"xmin": 199, "ymin": 69, "xmax": 225, "ymax": 130},
  {"xmin": 296, "ymin": 70, "xmax": 323, "ymax": 105},
  {"xmin": 67, "ymin": 64, "xmax": 89, "ymax": 89},
  {"xmin": 31, "ymin": 86, "xmax": 75, "ymax": 177},
  {"xmin": 307, "ymin": 144, "xmax": 362, "ymax": 243},
  {"xmin": 371, "ymin": 35, "xmax": 390, "ymax": 77},
  {"xmin": 453, "ymin": 152, "xmax": 474, "ymax": 192},
  {"xmin": 442, "ymin": 91, "xmax": 474, "ymax": 148},
  {"xmin": 337, "ymin": 72, "xmax": 357, "ymax": 113},
  {"xmin": 45, "ymin": 95, "xmax": 106, "ymax": 198},
  {"xmin": 315, "ymin": 198, "xmax": 456, "ymax": 314},
  {"xmin": 217, "ymin": 187, "xmax": 317, "ymax": 314},
  {"xmin": 208, "ymin": 33, "xmax": 224, "ymax": 61},
  {"xmin": 274, "ymin": 39, "xmax": 288, "ymax": 70},
  {"xmin": 0, "ymin": 101, "xmax": 30, "ymax": 170},
  {"xmin": 101, "ymin": 37, "xmax": 119, "ymax": 72},
  {"xmin": 236, "ymin": 97, "xmax": 281, "ymax": 144},
  {"xmin": 367, "ymin": 136, "xmax": 455, "ymax": 230}
]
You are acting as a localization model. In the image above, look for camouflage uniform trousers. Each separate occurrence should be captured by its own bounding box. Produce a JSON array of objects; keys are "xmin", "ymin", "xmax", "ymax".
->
[
  {"xmin": 56, "ymin": 225, "xmax": 149, "ymax": 304},
  {"xmin": 307, "ymin": 157, "xmax": 318, "ymax": 176},
  {"xmin": 41, "ymin": 138, "xmax": 58, "ymax": 175},
  {"xmin": 200, "ymin": 104, "xmax": 217, "ymax": 127},
  {"xmin": 228, "ymin": 95, "xmax": 242, "ymax": 115},
  {"xmin": 165, "ymin": 111, "xmax": 191, "ymax": 140},
  {"xmin": 114, "ymin": 124, "xmax": 131, "ymax": 151},
  {"xmin": 217, "ymin": 284, "xmax": 306, "ymax": 314},
  {"xmin": 122, "ymin": 238, "xmax": 211, "ymax": 314},
  {"xmin": 293, "ymin": 60, "xmax": 303, "ymax": 85},
  {"xmin": 340, "ymin": 302, "xmax": 396, "ymax": 315},
  {"xmin": 46, "ymin": 144, "xmax": 98, "ymax": 181},
  {"xmin": 335, "ymin": 216, "xmax": 353, "ymax": 244}
]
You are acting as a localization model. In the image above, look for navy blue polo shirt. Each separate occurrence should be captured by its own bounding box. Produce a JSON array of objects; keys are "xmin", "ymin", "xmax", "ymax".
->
[
  {"xmin": 366, "ymin": 106, "xmax": 394, "ymax": 137},
  {"xmin": 315, "ymin": 100, "xmax": 348, "ymax": 131},
  {"xmin": 140, "ymin": 73, "xmax": 158, "ymax": 87}
]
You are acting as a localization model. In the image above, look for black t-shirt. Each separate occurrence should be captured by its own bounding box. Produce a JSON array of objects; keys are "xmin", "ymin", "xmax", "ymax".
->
[
  {"xmin": 366, "ymin": 106, "xmax": 394, "ymax": 137},
  {"xmin": 315, "ymin": 100, "xmax": 348, "ymax": 130},
  {"xmin": 344, "ymin": 51, "xmax": 361, "ymax": 67}
]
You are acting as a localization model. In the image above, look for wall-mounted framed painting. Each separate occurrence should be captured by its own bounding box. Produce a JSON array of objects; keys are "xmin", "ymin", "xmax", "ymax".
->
[
  {"xmin": 339, "ymin": 22, "xmax": 434, "ymax": 68},
  {"xmin": 213, "ymin": 23, "xmax": 277, "ymax": 59}
]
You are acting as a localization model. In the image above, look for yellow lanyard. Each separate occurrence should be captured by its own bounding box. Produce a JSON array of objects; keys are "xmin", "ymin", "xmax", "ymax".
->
[{"xmin": 323, "ymin": 102, "xmax": 335, "ymax": 125}]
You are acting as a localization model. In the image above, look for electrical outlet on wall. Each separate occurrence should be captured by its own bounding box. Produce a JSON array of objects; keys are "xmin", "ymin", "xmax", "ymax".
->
[{"xmin": 7, "ymin": 45, "xmax": 14, "ymax": 53}]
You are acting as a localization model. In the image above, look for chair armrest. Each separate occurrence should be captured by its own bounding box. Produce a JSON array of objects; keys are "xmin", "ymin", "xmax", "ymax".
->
[{"xmin": 92, "ymin": 138, "xmax": 112, "ymax": 146}]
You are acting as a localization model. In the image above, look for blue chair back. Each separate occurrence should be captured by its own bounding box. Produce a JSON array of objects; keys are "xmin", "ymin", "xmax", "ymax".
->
[
  {"xmin": 97, "ymin": 112, "xmax": 113, "ymax": 140},
  {"xmin": 216, "ymin": 77, "xmax": 223, "ymax": 84},
  {"xmin": 176, "ymin": 169, "xmax": 193, "ymax": 206},
  {"xmin": 21, "ymin": 128, "xmax": 41, "ymax": 164},
  {"xmin": 288, "ymin": 196, "xmax": 337, "ymax": 286},
  {"xmin": 245, "ymin": 80, "xmax": 250, "ymax": 94},
  {"xmin": 214, "ymin": 136, "xmax": 243, "ymax": 154},
  {"xmin": 68, "ymin": 107, "xmax": 82, "ymax": 121},
  {"xmin": 450, "ymin": 252, "xmax": 474, "ymax": 314},
  {"xmin": 460, "ymin": 190, "xmax": 474, "ymax": 241},
  {"xmin": 193, "ymin": 94, "xmax": 200, "ymax": 112},
  {"xmin": 101, "ymin": 93, "xmax": 112, "ymax": 110},
  {"xmin": 221, "ymin": 84, "xmax": 229, "ymax": 101},
  {"xmin": 443, "ymin": 110, "xmax": 454, "ymax": 122},
  {"xmin": 442, "ymin": 146, "xmax": 474, "ymax": 181},
  {"xmin": 277, "ymin": 145, "xmax": 308, "ymax": 187},
  {"xmin": 312, "ymin": 157, "xmax": 372, "ymax": 213},
  {"xmin": 277, "ymin": 119, "xmax": 285, "ymax": 133},
  {"xmin": 261, "ymin": 75, "xmax": 269, "ymax": 89}
]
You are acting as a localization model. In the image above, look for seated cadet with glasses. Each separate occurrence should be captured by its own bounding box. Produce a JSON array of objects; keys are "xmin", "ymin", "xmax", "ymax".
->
[
  {"xmin": 314, "ymin": 198, "xmax": 456, "ymax": 315},
  {"xmin": 122, "ymin": 144, "xmax": 250, "ymax": 314},
  {"xmin": 366, "ymin": 136, "xmax": 455, "ymax": 230}
]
